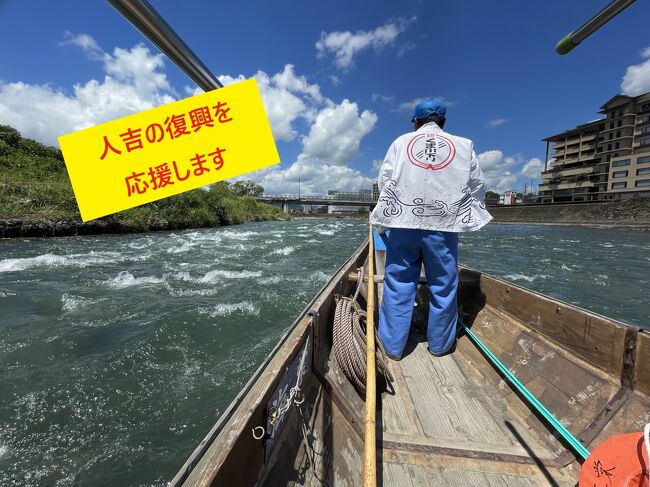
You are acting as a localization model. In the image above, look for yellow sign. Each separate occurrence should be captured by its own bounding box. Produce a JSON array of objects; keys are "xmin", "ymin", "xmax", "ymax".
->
[{"xmin": 58, "ymin": 78, "xmax": 279, "ymax": 222}]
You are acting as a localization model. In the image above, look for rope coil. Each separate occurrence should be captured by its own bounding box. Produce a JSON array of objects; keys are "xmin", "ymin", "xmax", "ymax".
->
[{"xmin": 332, "ymin": 268, "xmax": 393, "ymax": 394}]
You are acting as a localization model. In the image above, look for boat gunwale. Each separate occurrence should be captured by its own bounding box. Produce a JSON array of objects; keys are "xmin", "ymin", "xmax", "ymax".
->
[
  {"xmin": 169, "ymin": 239, "xmax": 369, "ymax": 486},
  {"xmin": 459, "ymin": 264, "xmax": 640, "ymax": 331}
]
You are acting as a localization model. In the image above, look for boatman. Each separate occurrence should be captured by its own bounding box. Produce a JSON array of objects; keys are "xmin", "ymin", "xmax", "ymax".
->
[{"xmin": 370, "ymin": 98, "xmax": 492, "ymax": 360}]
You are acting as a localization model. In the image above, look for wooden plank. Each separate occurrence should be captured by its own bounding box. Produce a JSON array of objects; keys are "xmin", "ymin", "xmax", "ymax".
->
[
  {"xmin": 635, "ymin": 331, "xmax": 650, "ymax": 396},
  {"xmin": 460, "ymin": 267, "xmax": 629, "ymax": 378},
  {"xmin": 379, "ymin": 358, "xmax": 424, "ymax": 437},
  {"xmin": 393, "ymin": 341, "xmax": 555, "ymax": 458},
  {"xmin": 466, "ymin": 304, "xmax": 618, "ymax": 441},
  {"xmin": 382, "ymin": 449, "xmax": 578, "ymax": 486}
]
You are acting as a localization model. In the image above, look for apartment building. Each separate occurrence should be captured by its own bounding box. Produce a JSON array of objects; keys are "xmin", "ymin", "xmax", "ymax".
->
[{"xmin": 539, "ymin": 91, "xmax": 650, "ymax": 203}]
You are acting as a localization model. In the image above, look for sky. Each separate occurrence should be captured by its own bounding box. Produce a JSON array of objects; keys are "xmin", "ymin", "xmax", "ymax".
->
[{"xmin": 1, "ymin": 0, "xmax": 649, "ymax": 195}]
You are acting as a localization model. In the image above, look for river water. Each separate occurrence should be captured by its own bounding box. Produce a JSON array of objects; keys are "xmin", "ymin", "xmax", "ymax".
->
[{"xmin": 0, "ymin": 219, "xmax": 648, "ymax": 486}]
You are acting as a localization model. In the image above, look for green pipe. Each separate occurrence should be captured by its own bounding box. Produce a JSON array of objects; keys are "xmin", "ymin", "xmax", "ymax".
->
[{"xmin": 460, "ymin": 320, "xmax": 591, "ymax": 461}]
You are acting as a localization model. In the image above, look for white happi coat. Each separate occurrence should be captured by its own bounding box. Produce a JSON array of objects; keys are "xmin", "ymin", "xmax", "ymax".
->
[{"xmin": 370, "ymin": 121, "xmax": 492, "ymax": 232}]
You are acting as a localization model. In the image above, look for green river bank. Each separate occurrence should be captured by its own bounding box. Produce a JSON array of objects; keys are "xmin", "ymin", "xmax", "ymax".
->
[{"xmin": 0, "ymin": 125, "xmax": 286, "ymax": 238}]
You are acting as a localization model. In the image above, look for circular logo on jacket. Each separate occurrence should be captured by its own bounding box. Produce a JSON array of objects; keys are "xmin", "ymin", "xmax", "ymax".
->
[{"xmin": 406, "ymin": 133, "xmax": 456, "ymax": 170}]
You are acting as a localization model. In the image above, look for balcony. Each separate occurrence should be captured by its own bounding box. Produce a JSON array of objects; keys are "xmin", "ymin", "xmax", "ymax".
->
[
  {"xmin": 582, "ymin": 134, "xmax": 596, "ymax": 142},
  {"xmin": 538, "ymin": 181, "xmax": 595, "ymax": 191},
  {"xmin": 561, "ymin": 167, "xmax": 594, "ymax": 177}
]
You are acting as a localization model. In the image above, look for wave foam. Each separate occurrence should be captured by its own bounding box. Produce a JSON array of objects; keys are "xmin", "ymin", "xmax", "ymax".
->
[
  {"xmin": 218, "ymin": 230, "xmax": 260, "ymax": 240},
  {"xmin": 0, "ymin": 252, "xmax": 117, "ymax": 273},
  {"xmin": 61, "ymin": 293, "xmax": 95, "ymax": 312},
  {"xmin": 311, "ymin": 271, "xmax": 331, "ymax": 282},
  {"xmin": 199, "ymin": 269, "xmax": 262, "ymax": 283},
  {"xmin": 166, "ymin": 241, "xmax": 195, "ymax": 254},
  {"xmin": 107, "ymin": 271, "xmax": 163, "ymax": 288},
  {"xmin": 272, "ymin": 246, "xmax": 294, "ymax": 256},
  {"xmin": 503, "ymin": 273, "xmax": 535, "ymax": 282},
  {"xmin": 198, "ymin": 301, "xmax": 259, "ymax": 317}
]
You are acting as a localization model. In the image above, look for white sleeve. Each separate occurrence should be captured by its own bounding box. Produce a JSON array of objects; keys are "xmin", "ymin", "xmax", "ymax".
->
[
  {"xmin": 469, "ymin": 145, "xmax": 487, "ymax": 203},
  {"xmin": 377, "ymin": 142, "xmax": 397, "ymax": 194}
]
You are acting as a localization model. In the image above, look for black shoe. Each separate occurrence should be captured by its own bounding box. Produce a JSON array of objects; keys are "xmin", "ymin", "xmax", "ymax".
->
[{"xmin": 386, "ymin": 352, "xmax": 402, "ymax": 361}]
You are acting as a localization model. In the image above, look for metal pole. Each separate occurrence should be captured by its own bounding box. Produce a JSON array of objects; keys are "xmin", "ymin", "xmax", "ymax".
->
[
  {"xmin": 106, "ymin": 0, "xmax": 223, "ymax": 91},
  {"xmin": 556, "ymin": 0, "xmax": 636, "ymax": 55}
]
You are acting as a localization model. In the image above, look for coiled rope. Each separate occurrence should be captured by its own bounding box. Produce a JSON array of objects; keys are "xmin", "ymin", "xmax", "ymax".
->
[{"xmin": 332, "ymin": 268, "xmax": 393, "ymax": 394}]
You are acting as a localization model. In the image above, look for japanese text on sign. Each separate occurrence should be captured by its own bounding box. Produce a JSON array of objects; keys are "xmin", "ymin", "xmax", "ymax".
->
[{"xmin": 58, "ymin": 78, "xmax": 279, "ymax": 221}]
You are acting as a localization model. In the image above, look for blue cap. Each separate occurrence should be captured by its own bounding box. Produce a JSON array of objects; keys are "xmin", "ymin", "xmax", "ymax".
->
[{"xmin": 411, "ymin": 97, "xmax": 446, "ymax": 123}]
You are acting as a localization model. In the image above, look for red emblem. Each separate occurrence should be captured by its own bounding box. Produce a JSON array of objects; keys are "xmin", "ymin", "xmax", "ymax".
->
[{"xmin": 407, "ymin": 133, "xmax": 456, "ymax": 170}]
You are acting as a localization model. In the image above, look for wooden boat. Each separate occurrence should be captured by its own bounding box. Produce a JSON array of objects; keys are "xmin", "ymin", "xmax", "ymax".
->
[{"xmin": 170, "ymin": 238, "xmax": 650, "ymax": 486}]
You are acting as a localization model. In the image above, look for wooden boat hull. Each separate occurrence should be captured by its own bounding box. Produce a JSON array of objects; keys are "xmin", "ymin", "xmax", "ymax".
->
[{"xmin": 173, "ymin": 240, "xmax": 649, "ymax": 486}]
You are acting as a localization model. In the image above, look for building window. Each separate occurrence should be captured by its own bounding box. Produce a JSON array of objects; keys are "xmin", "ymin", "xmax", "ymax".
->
[
  {"xmin": 612, "ymin": 159, "xmax": 630, "ymax": 167},
  {"xmin": 609, "ymin": 122, "xmax": 614, "ymax": 129},
  {"xmin": 636, "ymin": 179, "xmax": 650, "ymax": 188},
  {"xmin": 637, "ymin": 167, "xmax": 650, "ymax": 176},
  {"xmin": 615, "ymin": 142, "xmax": 620, "ymax": 149},
  {"xmin": 608, "ymin": 132, "xmax": 613, "ymax": 140},
  {"xmin": 612, "ymin": 182, "xmax": 627, "ymax": 189},
  {"xmin": 640, "ymin": 115, "xmax": 650, "ymax": 124},
  {"xmin": 641, "ymin": 137, "xmax": 650, "ymax": 146},
  {"xmin": 638, "ymin": 156, "xmax": 650, "ymax": 164},
  {"xmin": 607, "ymin": 155, "xmax": 611, "ymax": 162},
  {"xmin": 613, "ymin": 170, "xmax": 628, "ymax": 178},
  {"xmin": 641, "ymin": 126, "xmax": 650, "ymax": 134},
  {"xmin": 616, "ymin": 130, "xmax": 621, "ymax": 138},
  {"xmin": 617, "ymin": 120, "xmax": 622, "ymax": 127},
  {"xmin": 607, "ymin": 143, "xmax": 612, "ymax": 151}
]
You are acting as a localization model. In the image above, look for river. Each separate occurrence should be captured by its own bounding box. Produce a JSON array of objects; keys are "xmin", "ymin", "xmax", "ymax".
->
[{"xmin": 0, "ymin": 219, "xmax": 648, "ymax": 486}]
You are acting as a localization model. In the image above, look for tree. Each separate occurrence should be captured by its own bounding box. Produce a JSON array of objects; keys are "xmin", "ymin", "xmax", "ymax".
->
[
  {"xmin": 230, "ymin": 180, "xmax": 264, "ymax": 197},
  {"xmin": 485, "ymin": 191, "xmax": 500, "ymax": 199}
]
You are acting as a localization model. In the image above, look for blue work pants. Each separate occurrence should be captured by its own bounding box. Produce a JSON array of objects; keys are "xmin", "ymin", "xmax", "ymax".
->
[{"xmin": 378, "ymin": 228, "xmax": 458, "ymax": 358}]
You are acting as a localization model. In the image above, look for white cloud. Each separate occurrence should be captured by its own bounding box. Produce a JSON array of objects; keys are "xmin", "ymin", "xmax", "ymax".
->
[
  {"xmin": 216, "ymin": 64, "xmax": 326, "ymax": 143},
  {"xmin": 372, "ymin": 158, "xmax": 383, "ymax": 172},
  {"xmin": 235, "ymin": 154, "xmax": 373, "ymax": 195},
  {"xmin": 485, "ymin": 117, "xmax": 508, "ymax": 129},
  {"xmin": 393, "ymin": 96, "xmax": 457, "ymax": 113},
  {"xmin": 477, "ymin": 150, "xmax": 543, "ymax": 194},
  {"xmin": 0, "ymin": 34, "xmax": 175, "ymax": 146},
  {"xmin": 316, "ymin": 18, "xmax": 414, "ymax": 69},
  {"xmin": 521, "ymin": 158, "xmax": 543, "ymax": 179},
  {"xmin": 302, "ymin": 99, "xmax": 377, "ymax": 165},
  {"xmin": 621, "ymin": 46, "xmax": 650, "ymax": 96},
  {"xmin": 371, "ymin": 93, "xmax": 394, "ymax": 103},
  {"xmin": 328, "ymin": 75, "xmax": 342, "ymax": 86},
  {"xmin": 59, "ymin": 31, "xmax": 103, "ymax": 58},
  {"xmin": 239, "ymin": 98, "xmax": 378, "ymax": 195}
]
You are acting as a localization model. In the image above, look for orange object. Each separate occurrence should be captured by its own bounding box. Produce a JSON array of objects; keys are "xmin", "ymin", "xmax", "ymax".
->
[{"xmin": 580, "ymin": 432, "xmax": 649, "ymax": 487}]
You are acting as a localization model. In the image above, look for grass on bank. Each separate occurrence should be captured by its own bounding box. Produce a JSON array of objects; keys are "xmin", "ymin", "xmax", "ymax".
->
[{"xmin": 0, "ymin": 125, "xmax": 287, "ymax": 230}]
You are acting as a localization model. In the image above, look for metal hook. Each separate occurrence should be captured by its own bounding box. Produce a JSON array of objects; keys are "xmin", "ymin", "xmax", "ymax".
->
[{"xmin": 251, "ymin": 426, "xmax": 265, "ymax": 440}]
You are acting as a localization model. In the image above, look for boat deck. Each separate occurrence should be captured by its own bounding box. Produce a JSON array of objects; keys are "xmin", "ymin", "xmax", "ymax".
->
[
  {"xmin": 302, "ymin": 299, "xmax": 599, "ymax": 486},
  {"xmin": 379, "ymin": 336, "xmax": 572, "ymax": 486}
]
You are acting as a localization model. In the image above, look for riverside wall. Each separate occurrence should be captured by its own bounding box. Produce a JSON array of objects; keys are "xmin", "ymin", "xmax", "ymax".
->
[{"xmin": 488, "ymin": 199, "xmax": 650, "ymax": 226}]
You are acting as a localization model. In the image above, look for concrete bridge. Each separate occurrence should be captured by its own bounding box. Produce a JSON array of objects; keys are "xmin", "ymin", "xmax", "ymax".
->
[{"xmin": 256, "ymin": 194, "xmax": 377, "ymax": 213}]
